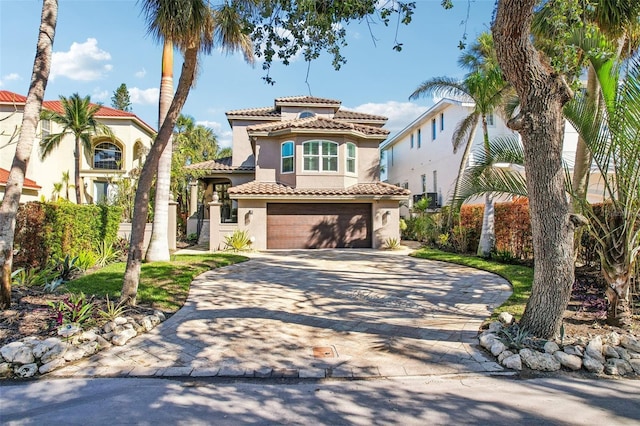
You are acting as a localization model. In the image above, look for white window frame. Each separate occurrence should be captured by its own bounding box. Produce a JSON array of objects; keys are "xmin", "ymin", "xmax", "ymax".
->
[
  {"xmin": 346, "ymin": 142, "xmax": 356, "ymax": 174},
  {"xmin": 303, "ymin": 140, "xmax": 338, "ymax": 172},
  {"xmin": 298, "ymin": 111, "xmax": 316, "ymax": 119},
  {"xmin": 41, "ymin": 119, "xmax": 50, "ymax": 138},
  {"xmin": 281, "ymin": 141, "xmax": 294, "ymax": 174}
]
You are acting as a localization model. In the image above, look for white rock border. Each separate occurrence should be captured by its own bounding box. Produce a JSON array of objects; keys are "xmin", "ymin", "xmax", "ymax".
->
[
  {"xmin": 0, "ymin": 310, "xmax": 166, "ymax": 378},
  {"xmin": 479, "ymin": 316, "xmax": 640, "ymax": 377}
]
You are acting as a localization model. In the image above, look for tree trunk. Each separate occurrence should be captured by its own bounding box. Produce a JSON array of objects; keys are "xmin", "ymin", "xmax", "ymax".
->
[
  {"xmin": 121, "ymin": 47, "xmax": 198, "ymax": 305},
  {"xmin": 477, "ymin": 193, "xmax": 495, "ymax": 257},
  {"xmin": 448, "ymin": 116, "xmax": 479, "ymax": 229},
  {"xmin": 603, "ymin": 263, "xmax": 633, "ymax": 329},
  {"xmin": 0, "ymin": 0, "xmax": 57, "ymax": 309},
  {"xmin": 571, "ymin": 66, "xmax": 599, "ymax": 212},
  {"xmin": 74, "ymin": 135, "xmax": 82, "ymax": 204},
  {"xmin": 146, "ymin": 40, "xmax": 173, "ymax": 262},
  {"xmin": 493, "ymin": 0, "xmax": 576, "ymax": 338}
]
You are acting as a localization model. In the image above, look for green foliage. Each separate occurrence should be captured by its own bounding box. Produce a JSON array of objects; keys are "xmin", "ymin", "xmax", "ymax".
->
[
  {"xmin": 75, "ymin": 250, "xmax": 97, "ymax": 271},
  {"xmin": 399, "ymin": 218, "xmax": 407, "ymax": 232},
  {"xmin": 10, "ymin": 267, "xmax": 56, "ymax": 287},
  {"xmin": 492, "ymin": 249, "xmax": 517, "ymax": 264},
  {"xmin": 497, "ymin": 324, "xmax": 533, "ymax": 350},
  {"xmin": 43, "ymin": 277, "xmax": 65, "ymax": 293},
  {"xmin": 186, "ymin": 233, "xmax": 199, "ymax": 244},
  {"xmin": 96, "ymin": 240, "xmax": 123, "ymax": 267},
  {"xmin": 13, "ymin": 202, "xmax": 122, "ymax": 269},
  {"xmin": 437, "ymin": 233, "xmax": 450, "ymax": 248},
  {"xmin": 50, "ymin": 254, "xmax": 81, "ymax": 282},
  {"xmin": 111, "ymin": 83, "xmax": 132, "ymax": 112},
  {"xmin": 48, "ymin": 292, "xmax": 94, "ymax": 326},
  {"xmin": 98, "ymin": 295, "xmax": 127, "ymax": 321},
  {"xmin": 384, "ymin": 237, "xmax": 401, "ymax": 250},
  {"xmin": 223, "ymin": 230, "xmax": 252, "ymax": 252},
  {"xmin": 402, "ymin": 214, "xmax": 440, "ymax": 244}
]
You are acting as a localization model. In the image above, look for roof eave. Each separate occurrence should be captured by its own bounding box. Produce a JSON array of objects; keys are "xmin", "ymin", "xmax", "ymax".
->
[
  {"xmin": 229, "ymin": 193, "xmax": 409, "ymax": 200},
  {"xmin": 248, "ymin": 128, "xmax": 388, "ymax": 140}
]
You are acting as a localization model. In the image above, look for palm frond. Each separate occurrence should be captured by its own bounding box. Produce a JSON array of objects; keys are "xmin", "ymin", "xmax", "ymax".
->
[
  {"xmin": 213, "ymin": 4, "xmax": 254, "ymax": 64},
  {"xmin": 409, "ymin": 77, "xmax": 472, "ymax": 101},
  {"xmin": 451, "ymin": 113, "xmax": 479, "ymax": 153}
]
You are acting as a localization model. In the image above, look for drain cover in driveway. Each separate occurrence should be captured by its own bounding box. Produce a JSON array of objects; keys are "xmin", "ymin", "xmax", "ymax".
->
[{"xmin": 313, "ymin": 346, "xmax": 337, "ymax": 358}]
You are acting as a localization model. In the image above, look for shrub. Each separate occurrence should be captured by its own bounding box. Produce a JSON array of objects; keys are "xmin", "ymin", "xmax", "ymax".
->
[
  {"xmin": 224, "ymin": 230, "xmax": 252, "ymax": 252},
  {"xmin": 48, "ymin": 292, "xmax": 94, "ymax": 326},
  {"xmin": 75, "ymin": 250, "xmax": 98, "ymax": 271},
  {"xmin": 95, "ymin": 240, "xmax": 122, "ymax": 267},
  {"xmin": 384, "ymin": 237, "xmax": 401, "ymax": 250}
]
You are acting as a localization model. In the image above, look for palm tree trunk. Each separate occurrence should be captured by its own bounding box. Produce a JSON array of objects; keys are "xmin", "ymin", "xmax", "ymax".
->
[
  {"xmin": 494, "ymin": 0, "xmax": 576, "ymax": 338},
  {"xmin": 146, "ymin": 40, "xmax": 173, "ymax": 262},
  {"xmin": 74, "ymin": 135, "xmax": 82, "ymax": 204},
  {"xmin": 0, "ymin": 0, "xmax": 57, "ymax": 309},
  {"xmin": 121, "ymin": 46, "xmax": 198, "ymax": 305},
  {"xmin": 477, "ymin": 115, "xmax": 496, "ymax": 257},
  {"xmin": 448, "ymin": 120, "xmax": 478, "ymax": 229},
  {"xmin": 603, "ymin": 263, "xmax": 633, "ymax": 328}
]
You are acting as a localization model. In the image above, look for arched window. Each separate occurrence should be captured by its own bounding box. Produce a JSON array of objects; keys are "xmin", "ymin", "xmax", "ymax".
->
[
  {"xmin": 303, "ymin": 140, "xmax": 338, "ymax": 172},
  {"xmin": 298, "ymin": 111, "xmax": 315, "ymax": 119},
  {"xmin": 94, "ymin": 142, "xmax": 122, "ymax": 170},
  {"xmin": 133, "ymin": 140, "xmax": 144, "ymax": 164},
  {"xmin": 281, "ymin": 141, "xmax": 294, "ymax": 173},
  {"xmin": 346, "ymin": 142, "xmax": 356, "ymax": 173}
]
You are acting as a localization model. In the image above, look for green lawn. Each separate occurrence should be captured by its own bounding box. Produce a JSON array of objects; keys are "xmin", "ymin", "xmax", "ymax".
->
[
  {"xmin": 411, "ymin": 247, "xmax": 533, "ymax": 320},
  {"xmin": 66, "ymin": 253, "xmax": 248, "ymax": 311}
]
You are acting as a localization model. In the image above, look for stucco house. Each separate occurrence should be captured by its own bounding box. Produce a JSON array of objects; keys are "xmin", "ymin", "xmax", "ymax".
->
[
  {"xmin": 381, "ymin": 97, "xmax": 609, "ymax": 218},
  {"xmin": 186, "ymin": 96, "xmax": 410, "ymax": 250},
  {"xmin": 0, "ymin": 90, "xmax": 155, "ymax": 203}
]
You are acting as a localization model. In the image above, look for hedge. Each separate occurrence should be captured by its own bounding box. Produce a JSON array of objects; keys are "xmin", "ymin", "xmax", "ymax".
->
[{"xmin": 14, "ymin": 201, "xmax": 122, "ymax": 269}]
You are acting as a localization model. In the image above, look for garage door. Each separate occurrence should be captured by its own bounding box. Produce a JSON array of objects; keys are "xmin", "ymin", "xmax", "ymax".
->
[{"xmin": 267, "ymin": 203, "xmax": 372, "ymax": 249}]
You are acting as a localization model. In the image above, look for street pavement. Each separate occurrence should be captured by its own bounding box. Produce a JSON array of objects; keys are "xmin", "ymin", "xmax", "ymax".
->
[
  {"xmin": 51, "ymin": 249, "xmax": 512, "ymax": 379},
  {"xmin": 2, "ymin": 374, "xmax": 639, "ymax": 425}
]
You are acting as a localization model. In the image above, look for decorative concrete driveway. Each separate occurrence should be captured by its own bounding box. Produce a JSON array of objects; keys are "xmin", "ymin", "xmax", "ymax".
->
[{"xmin": 55, "ymin": 249, "xmax": 512, "ymax": 378}]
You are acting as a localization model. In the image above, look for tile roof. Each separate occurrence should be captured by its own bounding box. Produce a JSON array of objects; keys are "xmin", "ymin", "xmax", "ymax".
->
[
  {"xmin": 247, "ymin": 116, "xmax": 389, "ymax": 137},
  {"xmin": 275, "ymin": 96, "xmax": 341, "ymax": 106},
  {"xmin": 225, "ymin": 106, "xmax": 281, "ymax": 118},
  {"xmin": 185, "ymin": 156, "xmax": 255, "ymax": 172},
  {"xmin": 0, "ymin": 91, "xmax": 27, "ymax": 103},
  {"xmin": 228, "ymin": 181, "xmax": 410, "ymax": 197},
  {"xmin": 0, "ymin": 168, "xmax": 42, "ymax": 189},
  {"xmin": 333, "ymin": 110, "xmax": 387, "ymax": 122}
]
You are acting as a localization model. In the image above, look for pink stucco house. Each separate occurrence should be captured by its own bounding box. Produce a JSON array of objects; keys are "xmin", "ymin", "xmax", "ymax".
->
[{"xmin": 186, "ymin": 96, "xmax": 409, "ymax": 250}]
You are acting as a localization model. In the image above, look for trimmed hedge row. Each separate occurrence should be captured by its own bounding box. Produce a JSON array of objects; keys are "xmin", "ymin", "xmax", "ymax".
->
[{"xmin": 14, "ymin": 202, "xmax": 122, "ymax": 269}]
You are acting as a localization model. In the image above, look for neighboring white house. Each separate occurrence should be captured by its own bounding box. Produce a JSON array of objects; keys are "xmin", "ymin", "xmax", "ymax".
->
[
  {"xmin": 0, "ymin": 90, "xmax": 155, "ymax": 203},
  {"xmin": 381, "ymin": 98, "xmax": 517, "ymax": 217}
]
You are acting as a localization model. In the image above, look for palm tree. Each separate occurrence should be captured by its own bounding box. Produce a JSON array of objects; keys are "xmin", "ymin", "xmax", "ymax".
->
[
  {"xmin": 121, "ymin": 0, "xmax": 254, "ymax": 304},
  {"xmin": 563, "ymin": 54, "xmax": 640, "ymax": 328},
  {"xmin": 61, "ymin": 170, "xmax": 72, "ymax": 200},
  {"xmin": 51, "ymin": 182, "xmax": 63, "ymax": 201},
  {"xmin": 40, "ymin": 94, "xmax": 114, "ymax": 204},
  {"xmin": 145, "ymin": 40, "xmax": 175, "ymax": 262},
  {"xmin": 409, "ymin": 38, "xmax": 510, "ymax": 257},
  {"xmin": 0, "ymin": 0, "xmax": 58, "ymax": 309}
]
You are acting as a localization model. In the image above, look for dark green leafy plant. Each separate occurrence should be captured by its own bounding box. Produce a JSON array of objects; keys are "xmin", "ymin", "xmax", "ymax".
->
[
  {"xmin": 50, "ymin": 254, "xmax": 81, "ymax": 282},
  {"xmin": 98, "ymin": 295, "xmax": 127, "ymax": 321},
  {"xmin": 48, "ymin": 292, "xmax": 94, "ymax": 326},
  {"xmin": 497, "ymin": 324, "xmax": 533, "ymax": 350},
  {"xmin": 96, "ymin": 240, "xmax": 122, "ymax": 267}
]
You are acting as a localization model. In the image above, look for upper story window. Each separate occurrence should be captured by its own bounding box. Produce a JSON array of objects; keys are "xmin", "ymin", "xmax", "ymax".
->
[
  {"xmin": 298, "ymin": 111, "xmax": 315, "ymax": 119},
  {"xmin": 410, "ymin": 133, "xmax": 414, "ymax": 148},
  {"xmin": 94, "ymin": 142, "xmax": 122, "ymax": 170},
  {"xmin": 431, "ymin": 118, "xmax": 437, "ymax": 140},
  {"xmin": 41, "ymin": 119, "xmax": 51, "ymax": 137},
  {"xmin": 486, "ymin": 113, "xmax": 495, "ymax": 126},
  {"xmin": 303, "ymin": 140, "xmax": 338, "ymax": 172},
  {"xmin": 281, "ymin": 141, "xmax": 294, "ymax": 173},
  {"xmin": 417, "ymin": 129, "xmax": 422, "ymax": 148},
  {"xmin": 440, "ymin": 113, "xmax": 444, "ymax": 131},
  {"xmin": 346, "ymin": 142, "xmax": 356, "ymax": 173}
]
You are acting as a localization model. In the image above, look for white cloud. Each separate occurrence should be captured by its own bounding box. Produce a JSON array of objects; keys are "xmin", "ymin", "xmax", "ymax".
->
[
  {"xmin": 135, "ymin": 68, "xmax": 147, "ymax": 78},
  {"xmin": 92, "ymin": 88, "xmax": 109, "ymax": 102},
  {"xmin": 129, "ymin": 87, "xmax": 159, "ymax": 105},
  {"xmin": 197, "ymin": 120, "xmax": 232, "ymax": 148},
  {"xmin": 51, "ymin": 38, "xmax": 112, "ymax": 81},
  {"xmin": 351, "ymin": 101, "xmax": 429, "ymax": 133},
  {"xmin": 0, "ymin": 73, "xmax": 21, "ymax": 87}
]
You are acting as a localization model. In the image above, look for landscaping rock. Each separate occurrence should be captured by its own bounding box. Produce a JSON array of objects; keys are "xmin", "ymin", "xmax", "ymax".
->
[
  {"xmin": 141, "ymin": 316, "xmax": 154, "ymax": 332},
  {"xmin": 1, "ymin": 342, "xmax": 34, "ymax": 365},
  {"xmin": 479, "ymin": 333, "xmax": 498, "ymax": 350},
  {"xmin": 498, "ymin": 350, "xmax": 515, "ymax": 364},
  {"xmin": 490, "ymin": 340, "xmax": 508, "ymax": 357},
  {"xmin": 33, "ymin": 338, "xmax": 63, "ymax": 359},
  {"xmin": 64, "ymin": 346, "xmax": 87, "ymax": 362},
  {"xmin": 603, "ymin": 345, "xmax": 619, "ymax": 359},
  {"xmin": 113, "ymin": 316, "xmax": 128, "ymax": 325},
  {"xmin": 112, "ymin": 328, "xmax": 137, "ymax": 346},
  {"xmin": 564, "ymin": 345, "xmax": 584, "ymax": 357},
  {"xmin": 95, "ymin": 335, "xmax": 112, "ymax": 350},
  {"xmin": 615, "ymin": 347, "xmax": 631, "ymax": 361},
  {"xmin": 583, "ymin": 355, "xmax": 605, "ymax": 374},
  {"xmin": 554, "ymin": 351, "xmax": 582, "ymax": 371},
  {"xmin": 80, "ymin": 330, "xmax": 99, "ymax": 342},
  {"xmin": 628, "ymin": 351, "xmax": 640, "ymax": 359},
  {"xmin": 498, "ymin": 312, "xmax": 513, "ymax": 325},
  {"xmin": 544, "ymin": 341, "xmax": 560, "ymax": 354},
  {"xmin": 79, "ymin": 341, "xmax": 99, "ymax": 357},
  {"xmin": 520, "ymin": 348, "xmax": 561, "ymax": 371},
  {"xmin": 502, "ymin": 354, "xmax": 522, "ymax": 370},
  {"xmin": 0, "ymin": 362, "xmax": 11, "ymax": 377},
  {"xmin": 620, "ymin": 335, "xmax": 640, "ymax": 353},
  {"xmin": 605, "ymin": 359, "xmax": 634, "ymax": 376},
  {"xmin": 488, "ymin": 322, "xmax": 503, "ymax": 333},
  {"xmin": 629, "ymin": 359, "xmax": 640, "ymax": 374},
  {"xmin": 39, "ymin": 341, "xmax": 67, "ymax": 364},
  {"xmin": 585, "ymin": 336, "xmax": 605, "ymax": 363},
  {"xmin": 15, "ymin": 363, "xmax": 38, "ymax": 378},
  {"xmin": 154, "ymin": 310, "xmax": 166, "ymax": 322},
  {"xmin": 147, "ymin": 314, "xmax": 162, "ymax": 327},
  {"xmin": 607, "ymin": 332, "xmax": 621, "ymax": 346},
  {"xmin": 39, "ymin": 358, "xmax": 67, "ymax": 375}
]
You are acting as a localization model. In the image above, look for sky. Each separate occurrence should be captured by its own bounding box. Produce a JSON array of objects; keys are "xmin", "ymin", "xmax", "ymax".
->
[{"xmin": 0, "ymin": 0, "xmax": 497, "ymax": 149}]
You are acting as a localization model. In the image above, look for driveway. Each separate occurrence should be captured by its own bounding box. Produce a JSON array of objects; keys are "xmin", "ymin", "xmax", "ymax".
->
[{"xmin": 53, "ymin": 249, "xmax": 512, "ymax": 378}]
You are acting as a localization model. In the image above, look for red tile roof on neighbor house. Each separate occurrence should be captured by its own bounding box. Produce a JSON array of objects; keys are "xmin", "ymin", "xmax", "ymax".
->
[
  {"xmin": 274, "ymin": 95, "xmax": 342, "ymax": 106},
  {"xmin": 247, "ymin": 116, "xmax": 389, "ymax": 137},
  {"xmin": 228, "ymin": 181, "xmax": 410, "ymax": 197},
  {"xmin": 0, "ymin": 168, "xmax": 42, "ymax": 189},
  {"xmin": 184, "ymin": 156, "xmax": 255, "ymax": 172},
  {"xmin": 0, "ymin": 90, "xmax": 156, "ymax": 134}
]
